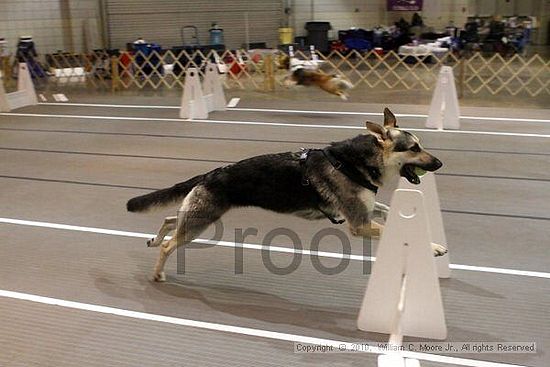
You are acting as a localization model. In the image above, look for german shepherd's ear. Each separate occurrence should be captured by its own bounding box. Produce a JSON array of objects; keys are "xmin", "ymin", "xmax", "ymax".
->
[
  {"xmin": 383, "ymin": 107, "xmax": 398, "ymax": 128},
  {"xmin": 365, "ymin": 121, "xmax": 388, "ymax": 142}
]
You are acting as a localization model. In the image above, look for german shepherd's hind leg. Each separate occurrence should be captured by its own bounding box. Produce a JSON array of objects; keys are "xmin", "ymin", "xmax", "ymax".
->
[
  {"xmin": 147, "ymin": 216, "xmax": 177, "ymax": 248},
  {"xmin": 152, "ymin": 186, "xmax": 229, "ymax": 282}
]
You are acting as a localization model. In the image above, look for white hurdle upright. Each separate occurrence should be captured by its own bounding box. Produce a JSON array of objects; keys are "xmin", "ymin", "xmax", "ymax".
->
[
  {"xmin": 287, "ymin": 45, "xmax": 323, "ymax": 71},
  {"xmin": 426, "ymin": 66, "xmax": 460, "ymax": 130},
  {"xmin": 398, "ymin": 172, "xmax": 451, "ymax": 278},
  {"xmin": 202, "ymin": 62, "xmax": 226, "ymax": 113},
  {"xmin": 309, "ymin": 45, "xmax": 319, "ymax": 62},
  {"xmin": 0, "ymin": 63, "xmax": 38, "ymax": 112},
  {"xmin": 180, "ymin": 63, "xmax": 226, "ymax": 120},
  {"xmin": 288, "ymin": 45, "xmax": 295, "ymax": 57},
  {"xmin": 357, "ymin": 172, "xmax": 449, "ymax": 367}
]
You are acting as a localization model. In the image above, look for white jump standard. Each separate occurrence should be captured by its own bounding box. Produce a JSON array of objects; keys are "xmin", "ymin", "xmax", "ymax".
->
[
  {"xmin": 398, "ymin": 172, "xmax": 451, "ymax": 278},
  {"xmin": 358, "ymin": 172, "xmax": 450, "ymax": 367},
  {"xmin": 180, "ymin": 62, "xmax": 226, "ymax": 119},
  {"xmin": 426, "ymin": 66, "xmax": 460, "ymax": 130},
  {"xmin": 0, "ymin": 63, "xmax": 38, "ymax": 112}
]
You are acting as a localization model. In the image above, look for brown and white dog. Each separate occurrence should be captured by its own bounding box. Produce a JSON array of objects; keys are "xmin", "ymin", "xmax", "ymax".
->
[{"xmin": 280, "ymin": 55, "xmax": 354, "ymax": 100}]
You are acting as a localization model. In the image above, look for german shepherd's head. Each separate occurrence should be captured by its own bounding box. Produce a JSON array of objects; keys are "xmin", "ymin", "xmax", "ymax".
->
[{"xmin": 366, "ymin": 108, "xmax": 443, "ymax": 184}]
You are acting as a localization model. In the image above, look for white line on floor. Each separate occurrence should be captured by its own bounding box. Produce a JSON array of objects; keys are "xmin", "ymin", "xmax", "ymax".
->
[
  {"xmin": 226, "ymin": 98, "xmax": 240, "ymax": 108},
  {"xmin": 0, "ymin": 289, "xmax": 529, "ymax": 367},
  {"xmin": 3, "ymin": 112, "xmax": 550, "ymax": 138},
  {"xmin": 232, "ymin": 107, "xmax": 550, "ymax": 124},
  {"xmin": 38, "ymin": 102, "xmax": 550, "ymax": 123},
  {"xmin": 39, "ymin": 102, "xmax": 178, "ymax": 109},
  {"xmin": 1, "ymin": 217, "xmax": 549, "ymax": 279}
]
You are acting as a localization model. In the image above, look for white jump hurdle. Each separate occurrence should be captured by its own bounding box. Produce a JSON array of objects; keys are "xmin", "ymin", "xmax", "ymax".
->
[
  {"xmin": 288, "ymin": 45, "xmax": 324, "ymax": 71},
  {"xmin": 0, "ymin": 63, "xmax": 38, "ymax": 112},
  {"xmin": 309, "ymin": 45, "xmax": 319, "ymax": 62},
  {"xmin": 180, "ymin": 62, "xmax": 226, "ymax": 120},
  {"xmin": 358, "ymin": 172, "xmax": 449, "ymax": 367},
  {"xmin": 398, "ymin": 172, "xmax": 451, "ymax": 278},
  {"xmin": 426, "ymin": 66, "xmax": 460, "ymax": 130}
]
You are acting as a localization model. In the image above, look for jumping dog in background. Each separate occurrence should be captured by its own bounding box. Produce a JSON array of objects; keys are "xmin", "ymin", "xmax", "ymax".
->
[
  {"xmin": 127, "ymin": 108, "xmax": 445, "ymax": 281},
  {"xmin": 279, "ymin": 54, "xmax": 354, "ymax": 100}
]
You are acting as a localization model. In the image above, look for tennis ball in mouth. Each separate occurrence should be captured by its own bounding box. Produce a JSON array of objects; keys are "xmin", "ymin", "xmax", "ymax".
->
[{"xmin": 414, "ymin": 167, "xmax": 427, "ymax": 177}]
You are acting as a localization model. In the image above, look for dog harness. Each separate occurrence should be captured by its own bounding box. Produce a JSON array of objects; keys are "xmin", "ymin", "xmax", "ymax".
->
[
  {"xmin": 299, "ymin": 148, "xmax": 380, "ymax": 224},
  {"xmin": 299, "ymin": 148, "xmax": 379, "ymax": 193}
]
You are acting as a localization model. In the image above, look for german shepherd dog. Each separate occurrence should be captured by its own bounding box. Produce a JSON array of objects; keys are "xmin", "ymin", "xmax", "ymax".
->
[
  {"xmin": 279, "ymin": 55, "xmax": 353, "ymax": 100},
  {"xmin": 127, "ymin": 108, "xmax": 445, "ymax": 282}
]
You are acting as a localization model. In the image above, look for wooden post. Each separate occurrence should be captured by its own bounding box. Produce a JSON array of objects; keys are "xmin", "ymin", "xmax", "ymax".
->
[
  {"xmin": 458, "ymin": 57, "xmax": 465, "ymax": 99},
  {"xmin": 110, "ymin": 55, "xmax": 119, "ymax": 93},
  {"xmin": 1, "ymin": 56, "xmax": 11, "ymax": 87},
  {"xmin": 263, "ymin": 54, "xmax": 275, "ymax": 92},
  {"xmin": 83, "ymin": 53, "xmax": 93, "ymax": 88}
]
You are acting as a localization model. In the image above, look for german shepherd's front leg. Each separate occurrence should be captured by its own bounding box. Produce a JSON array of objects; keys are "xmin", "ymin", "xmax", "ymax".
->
[
  {"xmin": 349, "ymin": 220, "xmax": 384, "ymax": 238},
  {"xmin": 337, "ymin": 195, "xmax": 383, "ymax": 238}
]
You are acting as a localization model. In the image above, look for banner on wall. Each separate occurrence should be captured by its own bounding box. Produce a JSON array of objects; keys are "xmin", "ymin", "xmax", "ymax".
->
[{"xmin": 387, "ymin": 0, "xmax": 423, "ymax": 11}]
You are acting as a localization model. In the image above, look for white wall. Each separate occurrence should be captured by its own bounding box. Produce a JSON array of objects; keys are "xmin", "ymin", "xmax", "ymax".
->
[
  {"xmin": 387, "ymin": 0, "xmax": 469, "ymax": 29},
  {"xmin": 1, "ymin": 0, "xmax": 546, "ymax": 54},
  {"xmin": 469, "ymin": 0, "xmax": 540, "ymax": 16},
  {"xmin": 291, "ymin": 0, "xmax": 386, "ymax": 38},
  {"xmin": 0, "ymin": 0, "xmax": 102, "ymax": 55},
  {"xmin": 68, "ymin": 0, "xmax": 102, "ymax": 52},
  {"xmin": 465, "ymin": 0, "xmax": 549, "ymax": 45},
  {"xmin": 291, "ymin": 0, "xmax": 471, "ymax": 38},
  {"xmin": 538, "ymin": 0, "xmax": 550, "ymax": 45}
]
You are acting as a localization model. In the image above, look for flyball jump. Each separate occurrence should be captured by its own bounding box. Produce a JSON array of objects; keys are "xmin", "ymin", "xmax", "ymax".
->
[{"xmin": 180, "ymin": 62, "xmax": 226, "ymax": 119}]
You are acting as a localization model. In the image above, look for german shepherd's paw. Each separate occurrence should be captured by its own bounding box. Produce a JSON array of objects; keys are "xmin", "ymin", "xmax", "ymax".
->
[
  {"xmin": 350, "ymin": 222, "xmax": 383, "ymax": 238},
  {"xmin": 431, "ymin": 243, "xmax": 448, "ymax": 257},
  {"xmin": 152, "ymin": 271, "xmax": 166, "ymax": 282}
]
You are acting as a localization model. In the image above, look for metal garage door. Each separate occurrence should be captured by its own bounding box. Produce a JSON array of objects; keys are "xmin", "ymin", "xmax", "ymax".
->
[{"xmin": 104, "ymin": 0, "xmax": 283, "ymax": 50}]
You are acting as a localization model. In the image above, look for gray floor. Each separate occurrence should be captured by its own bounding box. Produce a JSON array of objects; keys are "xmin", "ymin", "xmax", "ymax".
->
[{"xmin": 0, "ymin": 98, "xmax": 549, "ymax": 367}]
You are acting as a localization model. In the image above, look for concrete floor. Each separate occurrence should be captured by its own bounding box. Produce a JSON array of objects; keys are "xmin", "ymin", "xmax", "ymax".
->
[{"xmin": 0, "ymin": 97, "xmax": 549, "ymax": 367}]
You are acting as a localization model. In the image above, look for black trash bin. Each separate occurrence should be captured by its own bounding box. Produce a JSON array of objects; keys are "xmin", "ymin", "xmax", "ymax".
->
[{"xmin": 305, "ymin": 21, "xmax": 331, "ymax": 53}]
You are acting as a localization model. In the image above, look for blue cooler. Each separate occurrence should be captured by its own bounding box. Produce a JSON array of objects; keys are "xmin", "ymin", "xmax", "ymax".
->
[{"xmin": 209, "ymin": 23, "xmax": 224, "ymax": 46}]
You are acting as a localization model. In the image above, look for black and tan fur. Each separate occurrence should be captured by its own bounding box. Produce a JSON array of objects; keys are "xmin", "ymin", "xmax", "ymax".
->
[{"xmin": 127, "ymin": 108, "xmax": 444, "ymax": 281}]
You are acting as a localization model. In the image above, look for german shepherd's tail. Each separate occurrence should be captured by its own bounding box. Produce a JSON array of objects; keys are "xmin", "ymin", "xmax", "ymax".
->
[{"xmin": 126, "ymin": 174, "xmax": 205, "ymax": 213}]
